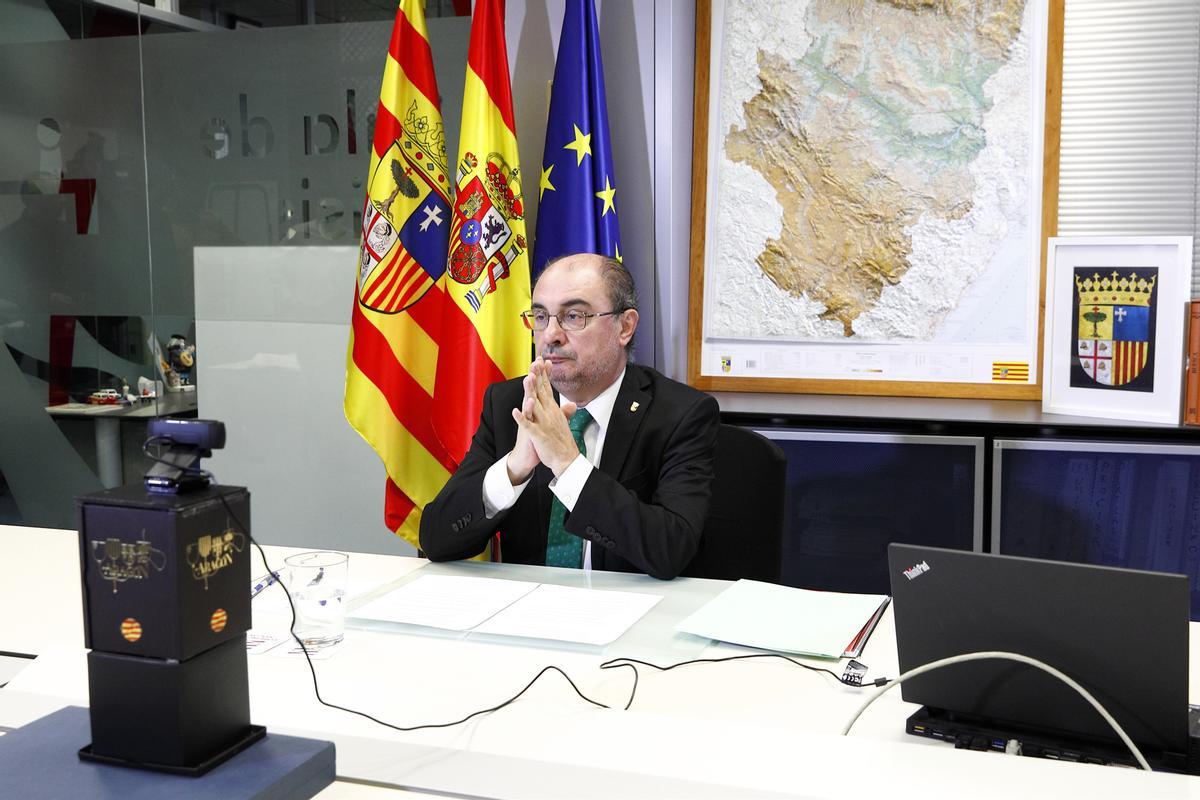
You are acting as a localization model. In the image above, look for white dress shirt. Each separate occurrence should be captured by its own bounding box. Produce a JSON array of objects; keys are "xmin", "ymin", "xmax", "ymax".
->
[{"xmin": 481, "ymin": 368, "xmax": 626, "ymax": 569}]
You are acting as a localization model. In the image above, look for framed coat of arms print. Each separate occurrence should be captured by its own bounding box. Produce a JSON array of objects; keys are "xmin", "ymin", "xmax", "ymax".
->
[{"xmin": 1042, "ymin": 236, "xmax": 1193, "ymax": 423}]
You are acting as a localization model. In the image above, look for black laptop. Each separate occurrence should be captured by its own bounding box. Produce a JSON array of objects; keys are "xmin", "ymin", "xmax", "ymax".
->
[{"xmin": 888, "ymin": 543, "xmax": 1196, "ymax": 771}]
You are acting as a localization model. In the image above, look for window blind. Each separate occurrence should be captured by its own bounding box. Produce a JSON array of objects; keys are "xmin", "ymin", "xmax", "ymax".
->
[{"xmin": 1057, "ymin": 0, "xmax": 1200, "ymax": 294}]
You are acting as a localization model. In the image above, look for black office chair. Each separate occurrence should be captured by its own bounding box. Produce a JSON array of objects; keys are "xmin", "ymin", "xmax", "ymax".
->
[{"xmin": 682, "ymin": 424, "xmax": 786, "ymax": 582}]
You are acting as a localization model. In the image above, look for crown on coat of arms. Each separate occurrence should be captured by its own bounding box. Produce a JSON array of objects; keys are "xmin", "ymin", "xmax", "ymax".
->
[
  {"xmin": 483, "ymin": 152, "xmax": 524, "ymax": 220},
  {"xmin": 1075, "ymin": 271, "xmax": 1156, "ymax": 307},
  {"xmin": 402, "ymin": 101, "xmax": 448, "ymax": 178}
]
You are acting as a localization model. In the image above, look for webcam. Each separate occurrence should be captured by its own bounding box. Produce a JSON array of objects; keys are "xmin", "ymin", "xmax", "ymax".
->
[{"xmin": 143, "ymin": 419, "xmax": 226, "ymax": 494}]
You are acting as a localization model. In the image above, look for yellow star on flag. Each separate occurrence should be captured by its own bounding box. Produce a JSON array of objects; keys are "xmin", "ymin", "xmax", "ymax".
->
[
  {"xmin": 614, "ymin": 244, "xmax": 622, "ymax": 263},
  {"xmin": 564, "ymin": 124, "xmax": 592, "ymax": 166},
  {"xmin": 539, "ymin": 164, "xmax": 556, "ymax": 201},
  {"xmin": 595, "ymin": 175, "xmax": 616, "ymax": 217}
]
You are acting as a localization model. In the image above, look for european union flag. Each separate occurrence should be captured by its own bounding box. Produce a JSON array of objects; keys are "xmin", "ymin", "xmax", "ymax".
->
[{"xmin": 532, "ymin": 0, "xmax": 621, "ymax": 275}]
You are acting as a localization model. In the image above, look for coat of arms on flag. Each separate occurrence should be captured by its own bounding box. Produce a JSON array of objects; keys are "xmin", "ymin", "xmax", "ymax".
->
[
  {"xmin": 1071, "ymin": 268, "xmax": 1157, "ymax": 392},
  {"xmin": 426, "ymin": 0, "xmax": 530, "ymax": 486},
  {"xmin": 357, "ymin": 101, "xmax": 451, "ymax": 315},
  {"xmin": 448, "ymin": 151, "xmax": 527, "ymax": 313},
  {"xmin": 346, "ymin": 0, "xmax": 459, "ymax": 548}
]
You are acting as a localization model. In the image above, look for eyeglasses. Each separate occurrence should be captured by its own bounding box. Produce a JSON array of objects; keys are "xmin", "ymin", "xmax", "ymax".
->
[{"xmin": 520, "ymin": 309, "xmax": 624, "ymax": 331}]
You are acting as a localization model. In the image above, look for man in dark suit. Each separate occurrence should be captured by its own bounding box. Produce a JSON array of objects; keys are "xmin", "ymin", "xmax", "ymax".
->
[{"xmin": 419, "ymin": 253, "xmax": 719, "ymax": 579}]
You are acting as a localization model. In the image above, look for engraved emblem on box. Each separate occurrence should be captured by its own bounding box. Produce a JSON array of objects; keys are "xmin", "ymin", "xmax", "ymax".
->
[
  {"xmin": 90, "ymin": 536, "xmax": 167, "ymax": 593},
  {"xmin": 186, "ymin": 529, "xmax": 245, "ymax": 589}
]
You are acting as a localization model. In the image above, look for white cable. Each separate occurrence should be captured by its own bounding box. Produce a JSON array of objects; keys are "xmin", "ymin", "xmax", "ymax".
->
[{"xmin": 839, "ymin": 650, "xmax": 1152, "ymax": 772}]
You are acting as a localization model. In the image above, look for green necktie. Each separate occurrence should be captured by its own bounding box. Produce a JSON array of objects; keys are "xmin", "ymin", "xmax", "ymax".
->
[{"xmin": 544, "ymin": 408, "xmax": 592, "ymax": 568}]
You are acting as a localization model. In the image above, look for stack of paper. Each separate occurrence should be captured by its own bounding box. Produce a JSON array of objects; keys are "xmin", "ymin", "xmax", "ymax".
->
[{"xmin": 674, "ymin": 579, "xmax": 890, "ymax": 659}]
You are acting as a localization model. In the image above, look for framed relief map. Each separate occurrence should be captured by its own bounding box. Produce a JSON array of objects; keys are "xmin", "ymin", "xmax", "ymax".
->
[{"xmin": 688, "ymin": 0, "xmax": 1063, "ymax": 398}]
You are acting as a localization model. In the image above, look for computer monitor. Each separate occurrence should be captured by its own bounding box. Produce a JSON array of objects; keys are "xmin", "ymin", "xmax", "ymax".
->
[
  {"xmin": 888, "ymin": 543, "xmax": 1194, "ymax": 770},
  {"xmin": 762, "ymin": 430, "xmax": 983, "ymax": 594},
  {"xmin": 992, "ymin": 438, "xmax": 1200, "ymax": 621}
]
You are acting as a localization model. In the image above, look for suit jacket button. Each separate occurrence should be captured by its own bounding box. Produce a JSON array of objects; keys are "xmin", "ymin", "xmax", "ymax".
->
[
  {"xmin": 465, "ymin": 512, "xmax": 473, "ymax": 522},
  {"xmin": 586, "ymin": 526, "xmax": 596, "ymax": 535},
  {"xmin": 451, "ymin": 522, "xmax": 459, "ymax": 532},
  {"xmin": 606, "ymin": 541, "xmax": 616, "ymax": 550}
]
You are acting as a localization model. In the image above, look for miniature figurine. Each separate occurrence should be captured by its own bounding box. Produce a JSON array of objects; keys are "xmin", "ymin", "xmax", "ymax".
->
[{"xmin": 166, "ymin": 335, "xmax": 197, "ymax": 387}]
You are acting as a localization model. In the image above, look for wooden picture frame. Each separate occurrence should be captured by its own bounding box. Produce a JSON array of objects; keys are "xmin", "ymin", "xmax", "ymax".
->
[
  {"xmin": 1042, "ymin": 236, "xmax": 1193, "ymax": 424},
  {"xmin": 687, "ymin": 0, "xmax": 1064, "ymax": 399}
]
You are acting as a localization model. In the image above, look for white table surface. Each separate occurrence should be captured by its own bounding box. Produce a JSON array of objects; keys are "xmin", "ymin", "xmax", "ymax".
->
[{"xmin": 3, "ymin": 524, "xmax": 1200, "ymax": 799}]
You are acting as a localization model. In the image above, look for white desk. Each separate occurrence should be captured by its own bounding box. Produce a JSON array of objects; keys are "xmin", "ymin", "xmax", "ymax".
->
[{"xmin": 3, "ymin": 524, "xmax": 1199, "ymax": 799}]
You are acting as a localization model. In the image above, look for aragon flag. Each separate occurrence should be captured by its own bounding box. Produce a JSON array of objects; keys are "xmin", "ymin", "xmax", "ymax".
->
[
  {"xmin": 532, "ymin": 0, "xmax": 621, "ymax": 274},
  {"xmin": 344, "ymin": 0, "xmax": 456, "ymax": 547},
  {"xmin": 433, "ymin": 0, "xmax": 532, "ymax": 467}
]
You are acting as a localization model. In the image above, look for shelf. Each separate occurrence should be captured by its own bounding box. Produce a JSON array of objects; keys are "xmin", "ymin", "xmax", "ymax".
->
[
  {"xmin": 714, "ymin": 391, "xmax": 1200, "ymax": 435},
  {"xmin": 89, "ymin": 0, "xmax": 225, "ymax": 33}
]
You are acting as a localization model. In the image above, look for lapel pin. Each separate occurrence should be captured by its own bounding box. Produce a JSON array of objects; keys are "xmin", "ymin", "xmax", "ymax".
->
[{"xmin": 630, "ymin": 401, "xmax": 640, "ymax": 412}]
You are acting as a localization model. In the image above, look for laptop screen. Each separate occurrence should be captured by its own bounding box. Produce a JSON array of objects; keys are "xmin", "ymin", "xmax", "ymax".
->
[{"xmin": 888, "ymin": 543, "xmax": 1189, "ymax": 753}]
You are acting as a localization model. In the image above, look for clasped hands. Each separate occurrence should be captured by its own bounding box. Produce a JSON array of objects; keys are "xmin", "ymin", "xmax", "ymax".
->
[{"xmin": 506, "ymin": 357, "xmax": 584, "ymax": 484}]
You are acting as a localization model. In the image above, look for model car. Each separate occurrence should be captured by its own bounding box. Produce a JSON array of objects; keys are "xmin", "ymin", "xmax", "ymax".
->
[{"xmin": 87, "ymin": 389, "xmax": 123, "ymax": 405}]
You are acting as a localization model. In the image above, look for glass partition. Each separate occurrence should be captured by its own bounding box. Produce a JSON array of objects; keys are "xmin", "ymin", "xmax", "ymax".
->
[
  {"xmin": 0, "ymin": 8, "xmax": 153, "ymax": 527},
  {"xmin": 0, "ymin": 0, "xmax": 465, "ymax": 537}
]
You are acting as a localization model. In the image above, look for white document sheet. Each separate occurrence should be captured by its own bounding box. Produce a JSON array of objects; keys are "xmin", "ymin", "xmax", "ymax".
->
[
  {"xmin": 473, "ymin": 583, "xmax": 663, "ymax": 646},
  {"xmin": 350, "ymin": 574, "xmax": 662, "ymax": 646},
  {"xmin": 352, "ymin": 574, "xmax": 539, "ymax": 631},
  {"xmin": 245, "ymin": 630, "xmax": 288, "ymax": 655},
  {"xmin": 674, "ymin": 579, "xmax": 888, "ymax": 659}
]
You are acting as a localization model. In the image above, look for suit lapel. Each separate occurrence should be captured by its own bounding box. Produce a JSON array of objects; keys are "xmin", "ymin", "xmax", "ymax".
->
[{"xmin": 598, "ymin": 365, "xmax": 652, "ymax": 479}]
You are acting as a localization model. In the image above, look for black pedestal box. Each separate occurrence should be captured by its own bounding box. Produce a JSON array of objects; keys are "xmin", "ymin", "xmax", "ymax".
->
[
  {"xmin": 77, "ymin": 484, "xmax": 263, "ymax": 774},
  {"xmin": 77, "ymin": 485, "xmax": 252, "ymax": 660},
  {"xmin": 84, "ymin": 635, "xmax": 261, "ymax": 770}
]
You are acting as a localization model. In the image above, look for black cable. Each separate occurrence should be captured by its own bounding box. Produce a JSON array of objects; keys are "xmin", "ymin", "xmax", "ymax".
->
[
  {"xmin": 206, "ymin": 481, "xmax": 626, "ymax": 732},
  {"xmin": 599, "ymin": 653, "xmax": 889, "ymax": 710},
  {"xmin": 149, "ymin": 441, "xmax": 879, "ymax": 730}
]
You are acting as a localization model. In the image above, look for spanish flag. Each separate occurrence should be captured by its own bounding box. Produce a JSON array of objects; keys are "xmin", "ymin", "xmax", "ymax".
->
[
  {"xmin": 435, "ymin": 0, "xmax": 532, "ymax": 462},
  {"xmin": 345, "ymin": 0, "xmax": 456, "ymax": 546}
]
